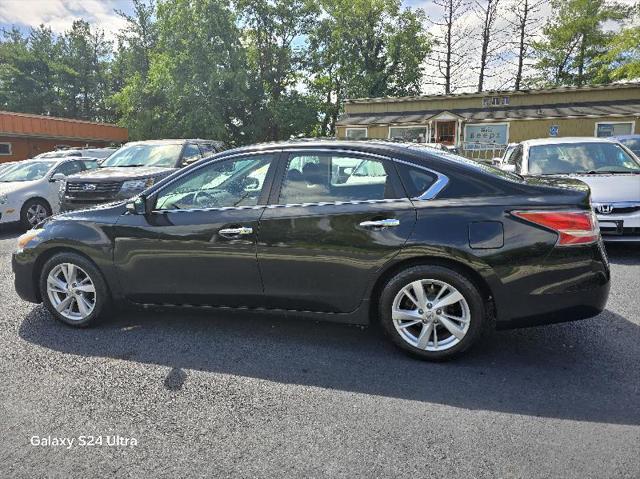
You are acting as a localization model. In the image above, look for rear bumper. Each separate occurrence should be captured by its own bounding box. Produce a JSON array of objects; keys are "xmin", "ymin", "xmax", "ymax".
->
[
  {"xmin": 495, "ymin": 279, "xmax": 610, "ymax": 329},
  {"xmin": 493, "ymin": 241, "xmax": 610, "ymax": 329}
]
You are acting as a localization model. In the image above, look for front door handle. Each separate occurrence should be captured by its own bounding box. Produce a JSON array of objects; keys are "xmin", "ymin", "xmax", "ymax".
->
[
  {"xmin": 219, "ymin": 226, "xmax": 253, "ymax": 237},
  {"xmin": 359, "ymin": 219, "xmax": 400, "ymax": 228}
]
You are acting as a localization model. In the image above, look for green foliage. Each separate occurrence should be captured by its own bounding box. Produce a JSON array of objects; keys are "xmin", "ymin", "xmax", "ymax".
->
[
  {"xmin": 307, "ymin": 0, "xmax": 432, "ymax": 136},
  {"xmin": 531, "ymin": 0, "xmax": 632, "ymax": 87}
]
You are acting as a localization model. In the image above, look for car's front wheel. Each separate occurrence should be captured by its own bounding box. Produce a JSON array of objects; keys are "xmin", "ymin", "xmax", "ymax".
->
[
  {"xmin": 39, "ymin": 252, "xmax": 111, "ymax": 327},
  {"xmin": 20, "ymin": 198, "xmax": 51, "ymax": 230},
  {"xmin": 379, "ymin": 265, "xmax": 486, "ymax": 360}
]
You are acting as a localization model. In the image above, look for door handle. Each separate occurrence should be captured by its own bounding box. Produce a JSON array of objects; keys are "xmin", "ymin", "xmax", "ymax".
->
[
  {"xmin": 219, "ymin": 226, "xmax": 253, "ymax": 236},
  {"xmin": 359, "ymin": 219, "xmax": 400, "ymax": 228}
]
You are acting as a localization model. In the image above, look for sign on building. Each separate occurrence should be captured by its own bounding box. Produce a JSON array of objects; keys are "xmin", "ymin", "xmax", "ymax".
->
[
  {"xmin": 549, "ymin": 125, "xmax": 559, "ymax": 137},
  {"xmin": 463, "ymin": 124, "xmax": 508, "ymax": 150}
]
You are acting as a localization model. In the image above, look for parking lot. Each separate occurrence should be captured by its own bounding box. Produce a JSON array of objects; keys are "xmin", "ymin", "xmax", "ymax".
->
[{"xmin": 0, "ymin": 224, "xmax": 638, "ymax": 478}]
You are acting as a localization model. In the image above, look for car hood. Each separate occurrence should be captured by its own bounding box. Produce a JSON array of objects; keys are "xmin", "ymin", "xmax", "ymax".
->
[
  {"xmin": 66, "ymin": 166, "xmax": 176, "ymax": 181},
  {"xmin": 568, "ymin": 174, "xmax": 640, "ymax": 203},
  {"xmin": 0, "ymin": 180, "xmax": 39, "ymax": 194}
]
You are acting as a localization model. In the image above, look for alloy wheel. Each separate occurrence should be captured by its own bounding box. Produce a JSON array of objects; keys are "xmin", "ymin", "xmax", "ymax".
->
[
  {"xmin": 392, "ymin": 279, "xmax": 471, "ymax": 352},
  {"xmin": 27, "ymin": 203, "xmax": 48, "ymax": 226},
  {"xmin": 46, "ymin": 263, "xmax": 97, "ymax": 321}
]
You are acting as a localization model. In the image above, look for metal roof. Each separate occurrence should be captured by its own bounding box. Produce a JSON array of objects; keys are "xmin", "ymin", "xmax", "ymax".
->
[{"xmin": 337, "ymin": 99, "xmax": 640, "ymax": 126}]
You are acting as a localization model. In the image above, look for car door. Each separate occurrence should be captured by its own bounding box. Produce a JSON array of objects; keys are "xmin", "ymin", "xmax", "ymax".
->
[
  {"xmin": 47, "ymin": 160, "xmax": 87, "ymax": 213},
  {"xmin": 256, "ymin": 149, "xmax": 418, "ymax": 313},
  {"xmin": 113, "ymin": 152, "xmax": 279, "ymax": 306}
]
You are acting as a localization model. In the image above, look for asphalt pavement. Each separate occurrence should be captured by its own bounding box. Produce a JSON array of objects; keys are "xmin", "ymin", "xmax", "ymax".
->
[{"xmin": 0, "ymin": 224, "xmax": 638, "ymax": 478}]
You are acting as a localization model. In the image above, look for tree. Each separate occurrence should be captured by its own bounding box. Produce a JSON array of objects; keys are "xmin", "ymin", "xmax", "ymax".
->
[
  {"xmin": 532, "ymin": 0, "xmax": 631, "ymax": 87},
  {"xmin": 235, "ymin": 0, "xmax": 319, "ymax": 141},
  {"xmin": 474, "ymin": 0, "xmax": 501, "ymax": 92},
  {"xmin": 113, "ymin": 0, "xmax": 249, "ymax": 142},
  {"xmin": 308, "ymin": 0, "xmax": 431, "ymax": 136},
  {"xmin": 507, "ymin": 0, "xmax": 545, "ymax": 90},
  {"xmin": 596, "ymin": 4, "xmax": 640, "ymax": 82},
  {"xmin": 426, "ymin": 0, "xmax": 472, "ymax": 94}
]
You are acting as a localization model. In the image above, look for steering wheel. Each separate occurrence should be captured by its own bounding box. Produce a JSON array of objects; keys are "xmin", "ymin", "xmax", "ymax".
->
[{"xmin": 192, "ymin": 190, "xmax": 219, "ymax": 208}]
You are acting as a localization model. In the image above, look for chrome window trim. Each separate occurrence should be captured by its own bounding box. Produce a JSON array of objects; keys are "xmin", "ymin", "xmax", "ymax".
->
[{"xmin": 150, "ymin": 147, "xmax": 449, "ymax": 213}]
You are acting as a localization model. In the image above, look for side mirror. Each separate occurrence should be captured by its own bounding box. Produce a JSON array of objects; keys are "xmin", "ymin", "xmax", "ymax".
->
[
  {"xmin": 125, "ymin": 195, "xmax": 147, "ymax": 215},
  {"xmin": 50, "ymin": 173, "xmax": 66, "ymax": 182},
  {"xmin": 343, "ymin": 167, "xmax": 354, "ymax": 175},
  {"xmin": 501, "ymin": 164, "xmax": 517, "ymax": 173}
]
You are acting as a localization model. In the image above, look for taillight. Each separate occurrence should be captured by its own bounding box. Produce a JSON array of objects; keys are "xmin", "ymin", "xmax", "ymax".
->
[{"xmin": 512, "ymin": 210, "xmax": 599, "ymax": 246}]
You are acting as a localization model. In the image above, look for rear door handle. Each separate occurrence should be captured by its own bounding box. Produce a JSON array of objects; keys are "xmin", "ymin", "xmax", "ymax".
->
[
  {"xmin": 359, "ymin": 219, "xmax": 400, "ymax": 228},
  {"xmin": 219, "ymin": 226, "xmax": 253, "ymax": 237}
]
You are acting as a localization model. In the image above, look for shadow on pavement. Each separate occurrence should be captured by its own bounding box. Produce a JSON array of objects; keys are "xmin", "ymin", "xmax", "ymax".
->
[
  {"xmin": 604, "ymin": 242, "xmax": 639, "ymax": 265},
  {"xmin": 19, "ymin": 300, "xmax": 640, "ymax": 426}
]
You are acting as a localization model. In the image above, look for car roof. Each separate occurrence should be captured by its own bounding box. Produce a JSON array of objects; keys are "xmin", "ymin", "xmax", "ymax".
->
[
  {"xmin": 214, "ymin": 139, "xmax": 505, "ymax": 178},
  {"xmin": 610, "ymin": 134, "xmax": 640, "ymax": 140},
  {"xmin": 520, "ymin": 137, "xmax": 618, "ymax": 146},
  {"xmin": 124, "ymin": 139, "xmax": 224, "ymax": 146}
]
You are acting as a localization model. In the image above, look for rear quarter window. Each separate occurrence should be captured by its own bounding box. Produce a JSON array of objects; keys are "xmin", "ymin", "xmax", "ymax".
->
[{"xmin": 395, "ymin": 163, "xmax": 436, "ymax": 198}]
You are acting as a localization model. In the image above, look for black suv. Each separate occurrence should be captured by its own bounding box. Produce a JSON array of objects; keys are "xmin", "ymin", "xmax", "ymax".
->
[{"xmin": 61, "ymin": 139, "xmax": 224, "ymax": 211}]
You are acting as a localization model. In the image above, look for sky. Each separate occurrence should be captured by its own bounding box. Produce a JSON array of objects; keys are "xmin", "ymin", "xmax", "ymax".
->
[{"xmin": 0, "ymin": 0, "xmax": 637, "ymax": 94}]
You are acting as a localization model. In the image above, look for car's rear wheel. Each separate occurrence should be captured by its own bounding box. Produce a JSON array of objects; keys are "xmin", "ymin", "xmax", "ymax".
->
[
  {"xmin": 379, "ymin": 265, "xmax": 485, "ymax": 360},
  {"xmin": 20, "ymin": 198, "xmax": 51, "ymax": 230},
  {"xmin": 39, "ymin": 252, "xmax": 111, "ymax": 327}
]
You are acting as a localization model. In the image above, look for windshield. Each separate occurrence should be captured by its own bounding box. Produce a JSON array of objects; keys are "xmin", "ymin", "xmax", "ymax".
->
[
  {"xmin": 528, "ymin": 142, "xmax": 640, "ymax": 175},
  {"xmin": 100, "ymin": 144, "xmax": 182, "ymax": 168},
  {"xmin": 619, "ymin": 138, "xmax": 640, "ymax": 155},
  {"xmin": 0, "ymin": 161, "xmax": 55, "ymax": 182}
]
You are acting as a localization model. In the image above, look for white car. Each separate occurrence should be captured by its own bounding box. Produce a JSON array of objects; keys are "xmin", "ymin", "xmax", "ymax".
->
[
  {"xmin": 0, "ymin": 158, "xmax": 98, "ymax": 229},
  {"xmin": 495, "ymin": 137, "xmax": 640, "ymax": 242}
]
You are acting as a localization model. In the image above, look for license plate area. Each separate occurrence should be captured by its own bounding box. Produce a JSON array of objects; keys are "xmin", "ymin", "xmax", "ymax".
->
[{"xmin": 598, "ymin": 219, "xmax": 624, "ymax": 235}]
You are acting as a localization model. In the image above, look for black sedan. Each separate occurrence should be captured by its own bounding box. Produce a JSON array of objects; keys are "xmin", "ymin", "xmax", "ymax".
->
[{"xmin": 12, "ymin": 141, "xmax": 610, "ymax": 360}]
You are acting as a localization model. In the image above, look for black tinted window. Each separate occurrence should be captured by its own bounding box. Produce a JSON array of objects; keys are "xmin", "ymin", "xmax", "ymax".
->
[
  {"xmin": 395, "ymin": 163, "xmax": 436, "ymax": 198},
  {"xmin": 279, "ymin": 153, "xmax": 401, "ymax": 204},
  {"xmin": 54, "ymin": 160, "xmax": 85, "ymax": 176}
]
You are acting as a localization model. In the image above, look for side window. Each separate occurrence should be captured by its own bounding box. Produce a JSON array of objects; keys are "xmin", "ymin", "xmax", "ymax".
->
[
  {"xmin": 155, "ymin": 154, "xmax": 274, "ymax": 210},
  {"xmin": 53, "ymin": 160, "xmax": 83, "ymax": 176},
  {"xmin": 182, "ymin": 143, "xmax": 202, "ymax": 164},
  {"xmin": 395, "ymin": 163, "xmax": 437, "ymax": 198},
  {"xmin": 278, "ymin": 153, "xmax": 401, "ymax": 205},
  {"xmin": 199, "ymin": 143, "xmax": 218, "ymax": 156}
]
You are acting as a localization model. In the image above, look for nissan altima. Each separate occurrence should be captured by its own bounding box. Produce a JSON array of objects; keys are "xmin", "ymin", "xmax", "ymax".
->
[{"xmin": 12, "ymin": 141, "xmax": 610, "ymax": 360}]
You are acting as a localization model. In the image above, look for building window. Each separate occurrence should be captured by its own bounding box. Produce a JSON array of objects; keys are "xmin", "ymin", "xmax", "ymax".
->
[
  {"xmin": 595, "ymin": 121, "xmax": 634, "ymax": 137},
  {"xmin": 345, "ymin": 127, "xmax": 368, "ymax": 140},
  {"xmin": 389, "ymin": 126, "xmax": 427, "ymax": 143},
  {"xmin": 0, "ymin": 143, "xmax": 11, "ymax": 155},
  {"xmin": 502, "ymin": 96, "xmax": 510, "ymax": 105}
]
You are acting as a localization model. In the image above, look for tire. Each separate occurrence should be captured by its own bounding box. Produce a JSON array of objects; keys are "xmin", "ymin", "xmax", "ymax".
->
[
  {"xmin": 20, "ymin": 198, "xmax": 51, "ymax": 230},
  {"xmin": 379, "ymin": 265, "xmax": 485, "ymax": 361},
  {"xmin": 39, "ymin": 252, "xmax": 111, "ymax": 327}
]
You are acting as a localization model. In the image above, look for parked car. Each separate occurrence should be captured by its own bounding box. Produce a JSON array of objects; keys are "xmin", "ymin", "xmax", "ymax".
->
[
  {"xmin": 13, "ymin": 141, "xmax": 610, "ymax": 360},
  {"xmin": 495, "ymin": 137, "xmax": 640, "ymax": 242},
  {"xmin": 610, "ymin": 134, "xmax": 640, "ymax": 157},
  {"xmin": 60, "ymin": 139, "xmax": 224, "ymax": 211},
  {"xmin": 0, "ymin": 161, "xmax": 16, "ymax": 176},
  {"xmin": 0, "ymin": 157, "xmax": 98, "ymax": 229},
  {"xmin": 35, "ymin": 147, "xmax": 116, "ymax": 160}
]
